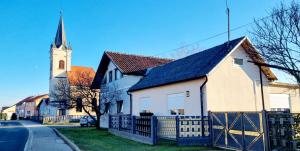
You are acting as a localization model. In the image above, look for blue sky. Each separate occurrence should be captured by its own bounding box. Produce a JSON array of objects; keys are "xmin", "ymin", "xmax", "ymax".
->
[{"xmin": 0, "ymin": 0, "xmax": 296, "ymax": 107}]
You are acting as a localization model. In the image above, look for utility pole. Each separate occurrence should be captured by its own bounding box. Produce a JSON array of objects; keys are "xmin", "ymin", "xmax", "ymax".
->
[{"xmin": 226, "ymin": 0, "xmax": 230, "ymax": 45}]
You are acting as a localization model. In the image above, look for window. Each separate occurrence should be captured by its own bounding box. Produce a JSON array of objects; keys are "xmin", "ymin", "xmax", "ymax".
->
[
  {"xmin": 104, "ymin": 102, "xmax": 110, "ymax": 114},
  {"xmin": 92, "ymin": 98, "xmax": 97, "ymax": 112},
  {"xmin": 117, "ymin": 100, "xmax": 123, "ymax": 113},
  {"xmin": 114, "ymin": 68, "xmax": 118, "ymax": 80},
  {"xmin": 269, "ymin": 94, "xmax": 290, "ymax": 113},
  {"xmin": 168, "ymin": 93, "xmax": 185, "ymax": 115},
  {"xmin": 140, "ymin": 97, "xmax": 151, "ymax": 113},
  {"xmin": 59, "ymin": 60, "xmax": 65, "ymax": 69},
  {"xmin": 102, "ymin": 75, "xmax": 107, "ymax": 84},
  {"xmin": 234, "ymin": 58, "xmax": 243, "ymax": 65},
  {"xmin": 109, "ymin": 71, "xmax": 113, "ymax": 82},
  {"xmin": 76, "ymin": 98, "xmax": 83, "ymax": 112}
]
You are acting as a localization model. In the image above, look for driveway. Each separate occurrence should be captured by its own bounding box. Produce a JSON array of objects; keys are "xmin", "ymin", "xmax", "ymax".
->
[{"xmin": 0, "ymin": 121, "xmax": 29, "ymax": 151}]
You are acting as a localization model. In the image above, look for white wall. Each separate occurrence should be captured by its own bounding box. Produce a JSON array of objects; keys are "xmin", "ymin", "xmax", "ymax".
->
[
  {"xmin": 100, "ymin": 61, "xmax": 143, "ymax": 127},
  {"xmin": 206, "ymin": 45, "xmax": 270, "ymax": 112},
  {"xmin": 131, "ymin": 79, "xmax": 205, "ymax": 116},
  {"xmin": 268, "ymin": 84, "xmax": 300, "ymax": 113},
  {"xmin": 49, "ymin": 46, "xmax": 72, "ymax": 103},
  {"xmin": 2, "ymin": 105, "xmax": 16, "ymax": 120}
]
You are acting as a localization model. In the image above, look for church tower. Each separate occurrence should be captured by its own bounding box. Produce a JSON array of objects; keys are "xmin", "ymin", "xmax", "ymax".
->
[{"xmin": 49, "ymin": 15, "xmax": 72, "ymax": 103}]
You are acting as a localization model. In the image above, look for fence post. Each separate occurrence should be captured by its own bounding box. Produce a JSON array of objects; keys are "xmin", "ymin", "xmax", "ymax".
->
[
  {"xmin": 176, "ymin": 116, "xmax": 179, "ymax": 141},
  {"xmin": 262, "ymin": 110, "xmax": 270, "ymax": 151},
  {"xmin": 118, "ymin": 115, "xmax": 121, "ymax": 130},
  {"xmin": 208, "ymin": 111, "xmax": 213, "ymax": 146},
  {"xmin": 131, "ymin": 115, "xmax": 136, "ymax": 134},
  {"xmin": 241, "ymin": 112, "xmax": 246, "ymax": 151},
  {"xmin": 108, "ymin": 114, "xmax": 111, "ymax": 129},
  {"xmin": 151, "ymin": 116, "xmax": 157, "ymax": 145}
]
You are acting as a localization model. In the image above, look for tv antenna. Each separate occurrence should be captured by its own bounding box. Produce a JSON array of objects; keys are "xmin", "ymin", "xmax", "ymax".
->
[{"xmin": 226, "ymin": 0, "xmax": 230, "ymax": 45}]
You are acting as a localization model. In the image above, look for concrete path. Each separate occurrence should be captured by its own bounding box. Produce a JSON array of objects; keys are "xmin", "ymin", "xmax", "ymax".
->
[
  {"xmin": 0, "ymin": 121, "xmax": 28, "ymax": 151},
  {"xmin": 19, "ymin": 120, "xmax": 73, "ymax": 151}
]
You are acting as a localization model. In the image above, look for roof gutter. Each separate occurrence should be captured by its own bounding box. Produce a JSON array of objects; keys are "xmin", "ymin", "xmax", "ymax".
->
[
  {"xmin": 127, "ymin": 91, "xmax": 132, "ymax": 115},
  {"xmin": 200, "ymin": 75, "xmax": 208, "ymax": 137}
]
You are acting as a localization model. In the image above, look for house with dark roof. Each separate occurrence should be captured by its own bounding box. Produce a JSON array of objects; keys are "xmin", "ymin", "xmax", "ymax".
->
[
  {"xmin": 92, "ymin": 51, "xmax": 172, "ymax": 127},
  {"xmin": 128, "ymin": 37, "xmax": 300, "ymax": 116}
]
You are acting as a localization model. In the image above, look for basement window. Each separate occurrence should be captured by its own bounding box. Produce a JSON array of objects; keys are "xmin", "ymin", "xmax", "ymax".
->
[{"xmin": 234, "ymin": 58, "xmax": 244, "ymax": 66}]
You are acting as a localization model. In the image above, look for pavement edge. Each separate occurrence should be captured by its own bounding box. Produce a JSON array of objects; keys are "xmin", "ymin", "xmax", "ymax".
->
[
  {"xmin": 21, "ymin": 121, "xmax": 33, "ymax": 151},
  {"xmin": 52, "ymin": 128, "xmax": 81, "ymax": 151}
]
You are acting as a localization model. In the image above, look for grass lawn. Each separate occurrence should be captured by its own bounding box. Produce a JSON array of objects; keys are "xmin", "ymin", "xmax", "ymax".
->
[{"xmin": 58, "ymin": 128, "xmax": 220, "ymax": 151}]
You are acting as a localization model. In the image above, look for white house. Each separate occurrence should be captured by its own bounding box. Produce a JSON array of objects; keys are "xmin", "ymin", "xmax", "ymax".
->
[
  {"xmin": 1, "ymin": 105, "xmax": 16, "ymax": 120},
  {"xmin": 92, "ymin": 51, "xmax": 172, "ymax": 127},
  {"xmin": 128, "ymin": 37, "xmax": 300, "ymax": 116}
]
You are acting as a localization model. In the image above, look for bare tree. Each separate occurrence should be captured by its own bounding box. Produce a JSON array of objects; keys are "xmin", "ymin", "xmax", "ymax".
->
[
  {"xmin": 52, "ymin": 71, "xmax": 103, "ymax": 129},
  {"xmin": 251, "ymin": 1, "xmax": 300, "ymax": 84},
  {"xmin": 100, "ymin": 83, "xmax": 122, "ymax": 115},
  {"xmin": 52, "ymin": 70, "xmax": 122, "ymax": 129}
]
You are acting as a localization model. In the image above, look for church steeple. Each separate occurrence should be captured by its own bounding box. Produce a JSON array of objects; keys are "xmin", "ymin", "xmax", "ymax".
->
[{"xmin": 54, "ymin": 14, "xmax": 67, "ymax": 48}]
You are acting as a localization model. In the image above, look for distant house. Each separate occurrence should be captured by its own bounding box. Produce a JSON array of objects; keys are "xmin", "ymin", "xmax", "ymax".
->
[
  {"xmin": 92, "ymin": 51, "xmax": 172, "ymax": 127},
  {"xmin": 37, "ymin": 98, "xmax": 57, "ymax": 117},
  {"xmin": 16, "ymin": 94, "xmax": 48, "ymax": 119},
  {"xmin": 128, "ymin": 37, "xmax": 300, "ymax": 116},
  {"xmin": 1, "ymin": 105, "xmax": 16, "ymax": 120}
]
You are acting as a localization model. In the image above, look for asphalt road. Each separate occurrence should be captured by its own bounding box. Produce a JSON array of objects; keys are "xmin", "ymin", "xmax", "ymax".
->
[{"xmin": 0, "ymin": 121, "xmax": 29, "ymax": 151}]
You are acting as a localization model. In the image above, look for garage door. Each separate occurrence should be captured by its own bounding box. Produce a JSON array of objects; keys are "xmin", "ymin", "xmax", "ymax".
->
[{"xmin": 269, "ymin": 94, "xmax": 290, "ymax": 112}]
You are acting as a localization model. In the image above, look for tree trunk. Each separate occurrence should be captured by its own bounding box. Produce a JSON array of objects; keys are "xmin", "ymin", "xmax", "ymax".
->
[{"xmin": 96, "ymin": 114, "xmax": 101, "ymax": 130}]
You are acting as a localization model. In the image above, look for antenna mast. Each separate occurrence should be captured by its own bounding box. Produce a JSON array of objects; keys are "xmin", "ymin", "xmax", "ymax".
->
[{"xmin": 226, "ymin": 0, "xmax": 230, "ymax": 45}]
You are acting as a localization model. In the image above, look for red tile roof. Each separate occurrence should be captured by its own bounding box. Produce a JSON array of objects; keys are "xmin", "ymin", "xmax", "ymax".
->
[
  {"xmin": 16, "ymin": 94, "xmax": 48, "ymax": 105},
  {"xmin": 105, "ymin": 51, "xmax": 173, "ymax": 74},
  {"xmin": 67, "ymin": 66, "xmax": 96, "ymax": 86}
]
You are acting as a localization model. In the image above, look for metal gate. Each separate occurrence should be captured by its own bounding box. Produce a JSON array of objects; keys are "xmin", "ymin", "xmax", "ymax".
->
[{"xmin": 210, "ymin": 112, "xmax": 266, "ymax": 150}]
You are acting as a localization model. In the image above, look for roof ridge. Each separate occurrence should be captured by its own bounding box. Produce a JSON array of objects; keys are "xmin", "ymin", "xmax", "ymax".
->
[{"xmin": 105, "ymin": 50, "xmax": 173, "ymax": 61}]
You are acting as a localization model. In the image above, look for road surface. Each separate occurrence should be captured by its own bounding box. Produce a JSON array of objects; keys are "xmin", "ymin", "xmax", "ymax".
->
[{"xmin": 0, "ymin": 121, "xmax": 28, "ymax": 151}]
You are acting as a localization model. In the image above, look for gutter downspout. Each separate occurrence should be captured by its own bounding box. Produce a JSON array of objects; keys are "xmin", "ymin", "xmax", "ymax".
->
[
  {"xmin": 200, "ymin": 75, "xmax": 208, "ymax": 137},
  {"xmin": 127, "ymin": 91, "xmax": 132, "ymax": 115}
]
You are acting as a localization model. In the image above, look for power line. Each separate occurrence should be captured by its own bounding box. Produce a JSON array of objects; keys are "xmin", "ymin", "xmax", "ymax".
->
[{"xmin": 153, "ymin": 7, "xmax": 292, "ymax": 57}]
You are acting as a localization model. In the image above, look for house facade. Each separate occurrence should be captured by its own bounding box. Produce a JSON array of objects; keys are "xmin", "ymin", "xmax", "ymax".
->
[
  {"xmin": 128, "ymin": 37, "xmax": 300, "ymax": 116},
  {"xmin": 92, "ymin": 51, "xmax": 172, "ymax": 127},
  {"xmin": 1, "ymin": 105, "xmax": 16, "ymax": 120},
  {"xmin": 16, "ymin": 94, "xmax": 48, "ymax": 119}
]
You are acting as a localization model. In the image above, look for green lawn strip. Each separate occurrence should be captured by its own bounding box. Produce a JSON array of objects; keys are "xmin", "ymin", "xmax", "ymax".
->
[{"xmin": 58, "ymin": 128, "xmax": 220, "ymax": 151}]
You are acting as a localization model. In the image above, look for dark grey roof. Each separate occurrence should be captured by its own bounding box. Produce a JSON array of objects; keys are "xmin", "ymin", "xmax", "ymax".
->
[
  {"xmin": 128, "ymin": 37, "xmax": 245, "ymax": 92},
  {"xmin": 54, "ymin": 15, "xmax": 67, "ymax": 48}
]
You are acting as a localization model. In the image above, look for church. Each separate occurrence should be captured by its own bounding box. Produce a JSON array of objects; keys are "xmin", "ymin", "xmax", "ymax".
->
[{"xmin": 48, "ymin": 15, "xmax": 96, "ymax": 116}]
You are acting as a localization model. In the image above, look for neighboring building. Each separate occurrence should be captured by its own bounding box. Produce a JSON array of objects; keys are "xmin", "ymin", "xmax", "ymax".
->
[
  {"xmin": 92, "ymin": 51, "xmax": 173, "ymax": 127},
  {"xmin": 1, "ymin": 105, "xmax": 16, "ymax": 120},
  {"xmin": 37, "ymin": 98, "xmax": 57, "ymax": 117},
  {"xmin": 16, "ymin": 94, "xmax": 48, "ymax": 119},
  {"xmin": 48, "ymin": 15, "xmax": 97, "ymax": 116},
  {"xmin": 128, "ymin": 37, "xmax": 300, "ymax": 116}
]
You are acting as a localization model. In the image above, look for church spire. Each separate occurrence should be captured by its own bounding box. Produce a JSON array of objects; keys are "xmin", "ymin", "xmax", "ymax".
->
[{"xmin": 54, "ymin": 14, "xmax": 67, "ymax": 48}]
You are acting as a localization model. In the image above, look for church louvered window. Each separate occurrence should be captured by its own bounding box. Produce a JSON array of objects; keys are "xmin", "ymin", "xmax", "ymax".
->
[{"xmin": 59, "ymin": 60, "xmax": 65, "ymax": 69}]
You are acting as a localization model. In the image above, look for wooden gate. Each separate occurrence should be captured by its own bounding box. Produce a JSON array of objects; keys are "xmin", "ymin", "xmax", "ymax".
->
[{"xmin": 210, "ymin": 112, "xmax": 266, "ymax": 150}]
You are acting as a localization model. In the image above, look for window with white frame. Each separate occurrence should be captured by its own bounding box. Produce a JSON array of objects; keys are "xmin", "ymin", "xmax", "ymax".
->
[
  {"xmin": 167, "ymin": 93, "xmax": 185, "ymax": 115},
  {"xmin": 139, "ymin": 97, "xmax": 151, "ymax": 113},
  {"xmin": 233, "ymin": 58, "xmax": 244, "ymax": 66},
  {"xmin": 269, "ymin": 94, "xmax": 290, "ymax": 112}
]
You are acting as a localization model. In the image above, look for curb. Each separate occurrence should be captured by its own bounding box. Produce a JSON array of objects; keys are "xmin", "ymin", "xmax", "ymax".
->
[
  {"xmin": 20, "ymin": 121, "xmax": 33, "ymax": 151},
  {"xmin": 52, "ymin": 128, "xmax": 81, "ymax": 151}
]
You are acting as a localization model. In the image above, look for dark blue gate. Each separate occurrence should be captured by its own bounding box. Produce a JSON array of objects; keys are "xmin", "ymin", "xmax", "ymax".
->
[{"xmin": 210, "ymin": 112, "xmax": 266, "ymax": 150}]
